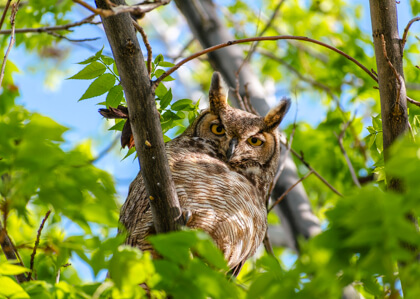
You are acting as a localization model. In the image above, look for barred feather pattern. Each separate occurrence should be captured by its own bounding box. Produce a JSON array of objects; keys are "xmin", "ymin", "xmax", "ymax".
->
[{"xmin": 120, "ymin": 136, "xmax": 269, "ymax": 270}]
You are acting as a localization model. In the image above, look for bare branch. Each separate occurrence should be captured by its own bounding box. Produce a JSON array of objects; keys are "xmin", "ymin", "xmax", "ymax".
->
[
  {"xmin": 0, "ymin": 14, "xmax": 99, "ymax": 35},
  {"xmin": 407, "ymin": 96, "xmax": 420, "ymax": 107},
  {"xmin": 0, "ymin": 0, "xmax": 19, "ymax": 87},
  {"xmin": 334, "ymin": 119, "xmax": 362, "ymax": 188},
  {"xmin": 28, "ymin": 210, "xmax": 51, "ymax": 281},
  {"xmin": 263, "ymin": 230, "xmax": 274, "ymax": 255},
  {"xmin": 154, "ymin": 35, "xmax": 379, "ymax": 88},
  {"xmin": 0, "ymin": 222, "xmax": 28, "ymax": 283},
  {"xmin": 0, "ymin": 0, "xmax": 12, "ymax": 30},
  {"xmin": 132, "ymin": 20, "xmax": 152, "ymax": 77},
  {"xmin": 284, "ymin": 143, "xmax": 343, "ymax": 197},
  {"xmin": 46, "ymin": 30, "xmax": 100, "ymax": 42},
  {"xmin": 268, "ymin": 170, "xmax": 314, "ymax": 212},
  {"xmin": 401, "ymin": 16, "xmax": 420, "ymax": 49}
]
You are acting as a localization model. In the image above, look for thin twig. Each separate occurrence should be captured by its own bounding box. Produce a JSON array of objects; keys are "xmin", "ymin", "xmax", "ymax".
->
[
  {"xmin": 407, "ymin": 96, "xmax": 420, "ymax": 107},
  {"xmin": 46, "ymin": 30, "xmax": 100, "ymax": 42},
  {"xmin": 28, "ymin": 210, "xmax": 51, "ymax": 280},
  {"xmin": 170, "ymin": 37, "xmax": 195, "ymax": 61},
  {"xmin": 237, "ymin": 0, "xmax": 285, "ymax": 74},
  {"xmin": 0, "ymin": 14, "xmax": 99, "ymax": 35},
  {"xmin": 0, "ymin": 222, "xmax": 28, "ymax": 283},
  {"xmin": 258, "ymin": 48, "xmax": 337, "ymax": 97},
  {"xmin": 334, "ymin": 119, "xmax": 361, "ymax": 188},
  {"xmin": 0, "ymin": 0, "xmax": 12, "ymax": 30},
  {"xmin": 243, "ymin": 83, "xmax": 259, "ymax": 115},
  {"xmin": 268, "ymin": 170, "xmax": 314, "ymax": 212},
  {"xmin": 402, "ymin": 16, "xmax": 420, "ymax": 49},
  {"xmin": 91, "ymin": 136, "xmax": 119, "ymax": 163},
  {"xmin": 153, "ymin": 35, "xmax": 379, "ymax": 88},
  {"xmin": 233, "ymin": 1, "xmax": 285, "ymax": 109},
  {"xmin": 132, "ymin": 20, "xmax": 152, "ymax": 77},
  {"xmin": 263, "ymin": 230, "xmax": 274, "ymax": 255},
  {"xmin": 0, "ymin": 0, "xmax": 19, "ymax": 87},
  {"xmin": 283, "ymin": 142, "xmax": 343, "ymax": 197}
]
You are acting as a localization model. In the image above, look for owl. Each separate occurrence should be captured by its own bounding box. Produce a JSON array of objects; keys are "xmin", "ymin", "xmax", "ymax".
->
[{"xmin": 113, "ymin": 72, "xmax": 290, "ymax": 275}]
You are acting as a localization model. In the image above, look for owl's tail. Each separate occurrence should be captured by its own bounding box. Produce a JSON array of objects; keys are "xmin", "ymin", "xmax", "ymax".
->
[{"xmin": 99, "ymin": 106, "xmax": 135, "ymax": 149}]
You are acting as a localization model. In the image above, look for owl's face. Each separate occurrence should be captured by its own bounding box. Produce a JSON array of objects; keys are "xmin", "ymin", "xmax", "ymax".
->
[{"xmin": 183, "ymin": 72, "xmax": 290, "ymax": 185}]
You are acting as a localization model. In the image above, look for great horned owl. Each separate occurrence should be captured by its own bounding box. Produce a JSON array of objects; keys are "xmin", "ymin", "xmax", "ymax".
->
[{"xmin": 119, "ymin": 72, "xmax": 290, "ymax": 274}]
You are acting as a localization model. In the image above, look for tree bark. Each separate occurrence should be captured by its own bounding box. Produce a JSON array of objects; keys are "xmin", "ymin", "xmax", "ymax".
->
[
  {"xmin": 174, "ymin": 0, "xmax": 321, "ymax": 251},
  {"xmin": 369, "ymin": 0, "xmax": 408, "ymax": 190},
  {"xmin": 95, "ymin": 0, "xmax": 183, "ymax": 233}
]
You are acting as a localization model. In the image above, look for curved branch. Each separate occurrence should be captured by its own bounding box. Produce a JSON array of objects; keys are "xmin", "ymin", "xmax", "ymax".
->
[
  {"xmin": 154, "ymin": 35, "xmax": 378, "ymax": 87},
  {"xmin": 402, "ymin": 16, "xmax": 420, "ymax": 49}
]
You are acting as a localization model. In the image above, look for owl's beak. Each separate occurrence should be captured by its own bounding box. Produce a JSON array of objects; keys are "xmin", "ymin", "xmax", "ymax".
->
[{"xmin": 226, "ymin": 137, "xmax": 238, "ymax": 161}]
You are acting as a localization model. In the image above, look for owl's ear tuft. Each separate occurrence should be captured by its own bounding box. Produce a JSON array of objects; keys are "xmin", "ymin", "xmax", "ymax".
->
[
  {"xmin": 264, "ymin": 98, "xmax": 291, "ymax": 131},
  {"xmin": 209, "ymin": 72, "xmax": 229, "ymax": 114}
]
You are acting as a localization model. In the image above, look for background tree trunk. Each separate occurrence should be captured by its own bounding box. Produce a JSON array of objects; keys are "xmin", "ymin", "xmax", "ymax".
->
[
  {"xmin": 174, "ymin": 0, "xmax": 321, "ymax": 251},
  {"xmin": 95, "ymin": 0, "xmax": 183, "ymax": 233}
]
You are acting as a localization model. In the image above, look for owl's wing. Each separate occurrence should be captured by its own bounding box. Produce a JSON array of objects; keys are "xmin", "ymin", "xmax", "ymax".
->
[{"xmin": 119, "ymin": 172, "xmax": 152, "ymax": 247}]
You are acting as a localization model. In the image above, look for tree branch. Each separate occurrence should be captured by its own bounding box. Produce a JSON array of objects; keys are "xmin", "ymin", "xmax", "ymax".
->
[
  {"xmin": 0, "ymin": 0, "xmax": 19, "ymax": 87},
  {"xmin": 154, "ymin": 35, "xmax": 378, "ymax": 87},
  {"xmin": 334, "ymin": 119, "xmax": 361, "ymax": 188},
  {"xmin": 268, "ymin": 170, "xmax": 314, "ymax": 212},
  {"xmin": 0, "ymin": 0, "xmax": 12, "ymax": 30},
  {"xmin": 401, "ymin": 16, "xmax": 420, "ymax": 50},
  {"xmin": 28, "ymin": 210, "xmax": 51, "ymax": 280},
  {"xmin": 0, "ymin": 14, "xmax": 99, "ymax": 35},
  {"xmin": 369, "ymin": 0, "xmax": 408, "ymax": 191},
  {"xmin": 285, "ymin": 144, "xmax": 343, "ymax": 197},
  {"xmin": 132, "ymin": 20, "xmax": 152, "ymax": 77},
  {"xmin": 0, "ymin": 222, "xmax": 28, "ymax": 283},
  {"xmin": 95, "ymin": 0, "xmax": 183, "ymax": 233}
]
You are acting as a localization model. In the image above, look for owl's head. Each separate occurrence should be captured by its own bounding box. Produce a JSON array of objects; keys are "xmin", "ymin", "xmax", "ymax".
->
[{"xmin": 183, "ymin": 72, "xmax": 290, "ymax": 185}]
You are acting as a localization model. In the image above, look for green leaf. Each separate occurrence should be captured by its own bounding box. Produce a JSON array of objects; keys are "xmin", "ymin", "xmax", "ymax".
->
[
  {"xmin": 154, "ymin": 54, "xmax": 164, "ymax": 65},
  {"xmin": 372, "ymin": 114, "xmax": 382, "ymax": 131},
  {"xmin": 67, "ymin": 62, "xmax": 106, "ymax": 80},
  {"xmin": 79, "ymin": 74, "xmax": 116, "ymax": 101},
  {"xmin": 77, "ymin": 46, "xmax": 104, "ymax": 64},
  {"xmin": 112, "ymin": 63, "xmax": 119, "ymax": 76},
  {"xmin": 367, "ymin": 134, "xmax": 376, "ymax": 148},
  {"xmin": 0, "ymin": 276, "xmax": 30, "ymax": 298},
  {"xmin": 375, "ymin": 132, "xmax": 383, "ymax": 153},
  {"xmin": 159, "ymin": 88, "xmax": 172, "ymax": 110},
  {"xmin": 171, "ymin": 99, "xmax": 194, "ymax": 111},
  {"xmin": 159, "ymin": 61, "xmax": 175, "ymax": 67},
  {"xmin": 109, "ymin": 119, "xmax": 125, "ymax": 131},
  {"xmin": 155, "ymin": 82, "xmax": 168, "ymax": 98},
  {"xmin": 106, "ymin": 85, "xmax": 124, "ymax": 108},
  {"xmin": 0, "ymin": 262, "xmax": 31, "ymax": 275},
  {"xmin": 100, "ymin": 55, "xmax": 114, "ymax": 65}
]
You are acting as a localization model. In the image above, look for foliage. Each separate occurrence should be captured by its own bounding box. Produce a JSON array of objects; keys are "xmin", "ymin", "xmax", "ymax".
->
[{"xmin": 1, "ymin": 0, "xmax": 420, "ymax": 298}]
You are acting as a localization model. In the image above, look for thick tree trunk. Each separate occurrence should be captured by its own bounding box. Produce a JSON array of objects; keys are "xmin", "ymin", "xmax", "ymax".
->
[
  {"xmin": 95, "ymin": 0, "xmax": 183, "ymax": 232},
  {"xmin": 369, "ymin": 0, "xmax": 408, "ymax": 189},
  {"xmin": 174, "ymin": 0, "xmax": 321, "ymax": 251}
]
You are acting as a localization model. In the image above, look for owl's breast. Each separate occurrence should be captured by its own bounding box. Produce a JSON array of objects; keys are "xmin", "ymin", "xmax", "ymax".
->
[{"xmin": 167, "ymin": 145, "xmax": 267, "ymax": 268}]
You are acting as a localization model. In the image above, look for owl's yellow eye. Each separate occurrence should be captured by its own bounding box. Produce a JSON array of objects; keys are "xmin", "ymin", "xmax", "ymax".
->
[
  {"xmin": 247, "ymin": 137, "xmax": 263, "ymax": 147},
  {"xmin": 211, "ymin": 124, "xmax": 226, "ymax": 135}
]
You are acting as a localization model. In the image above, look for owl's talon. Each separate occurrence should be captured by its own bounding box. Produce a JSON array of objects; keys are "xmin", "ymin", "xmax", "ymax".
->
[{"xmin": 182, "ymin": 209, "xmax": 192, "ymax": 225}]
